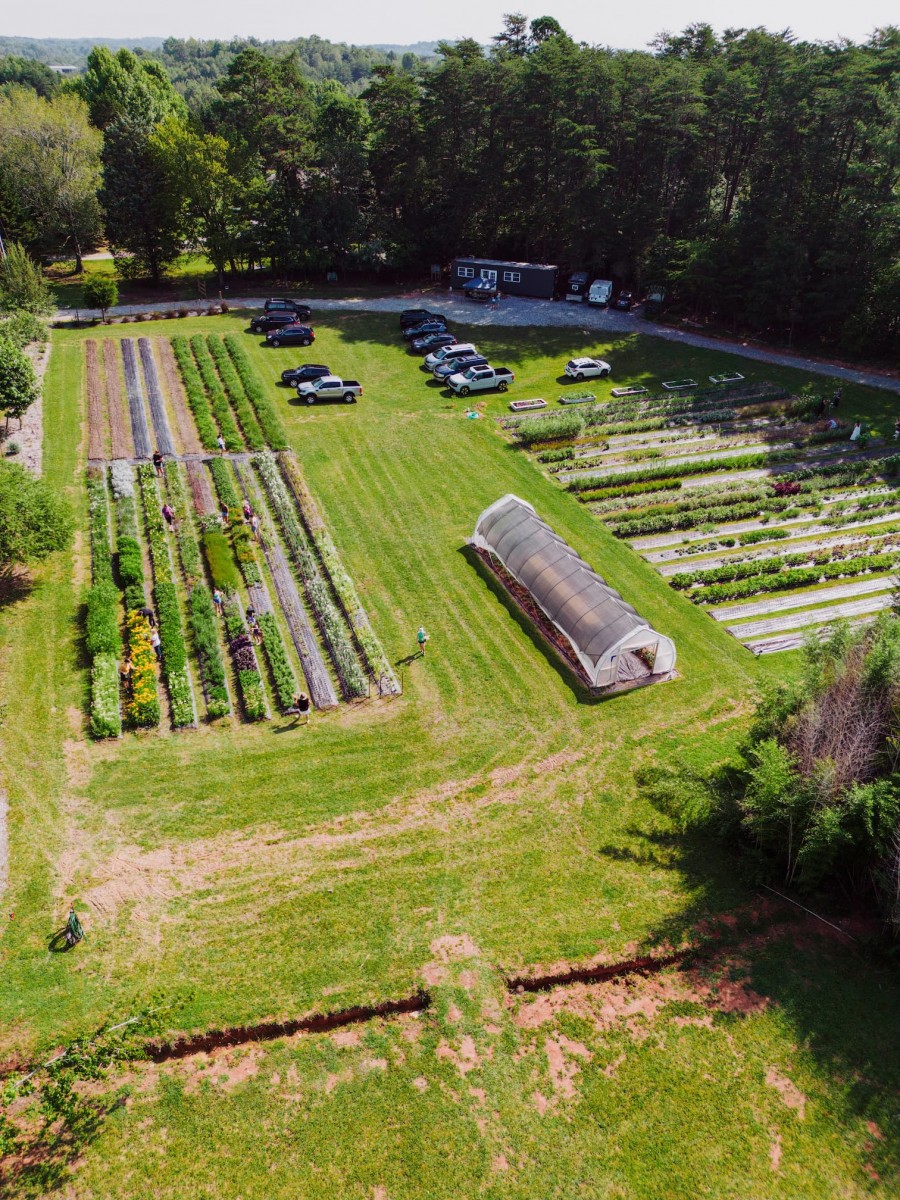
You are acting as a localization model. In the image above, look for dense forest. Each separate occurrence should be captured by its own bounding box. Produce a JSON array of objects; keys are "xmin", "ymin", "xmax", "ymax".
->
[{"xmin": 0, "ymin": 15, "xmax": 898, "ymax": 356}]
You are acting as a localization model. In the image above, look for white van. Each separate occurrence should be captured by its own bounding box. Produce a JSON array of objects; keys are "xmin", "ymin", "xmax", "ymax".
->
[
  {"xmin": 587, "ymin": 279, "xmax": 613, "ymax": 306},
  {"xmin": 424, "ymin": 342, "xmax": 476, "ymax": 369}
]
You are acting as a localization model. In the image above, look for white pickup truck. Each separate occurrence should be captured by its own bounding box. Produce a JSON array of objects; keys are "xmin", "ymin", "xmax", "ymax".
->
[
  {"xmin": 295, "ymin": 375, "xmax": 362, "ymax": 404},
  {"xmin": 446, "ymin": 365, "xmax": 514, "ymax": 397}
]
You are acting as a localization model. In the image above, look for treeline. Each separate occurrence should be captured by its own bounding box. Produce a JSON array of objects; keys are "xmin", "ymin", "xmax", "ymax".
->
[{"xmin": 0, "ymin": 15, "xmax": 898, "ymax": 356}]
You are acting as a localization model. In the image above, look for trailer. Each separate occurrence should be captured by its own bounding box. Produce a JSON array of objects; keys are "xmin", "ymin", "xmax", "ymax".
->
[{"xmin": 451, "ymin": 257, "xmax": 557, "ymax": 299}]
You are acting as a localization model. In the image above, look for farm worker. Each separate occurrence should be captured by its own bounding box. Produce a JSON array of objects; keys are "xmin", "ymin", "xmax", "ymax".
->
[
  {"xmin": 150, "ymin": 629, "xmax": 162, "ymax": 662},
  {"xmin": 161, "ymin": 503, "xmax": 175, "ymax": 527},
  {"xmin": 213, "ymin": 589, "xmax": 224, "ymax": 612},
  {"xmin": 138, "ymin": 604, "xmax": 156, "ymax": 628},
  {"xmin": 243, "ymin": 501, "xmax": 252, "ymax": 521},
  {"xmin": 417, "ymin": 626, "xmax": 429, "ymax": 657},
  {"xmin": 119, "ymin": 656, "xmax": 132, "ymax": 685},
  {"xmin": 850, "ymin": 422, "xmax": 862, "ymax": 441},
  {"xmin": 217, "ymin": 434, "xmax": 226, "ymax": 454},
  {"xmin": 219, "ymin": 501, "xmax": 229, "ymax": 524},
  {"xmin": 250, "ymin": 514, "xmax": 260, "ymax": 538},
  {"xmin": 152, "ymin": 451, "xmax": 164, "ymax": 476}
]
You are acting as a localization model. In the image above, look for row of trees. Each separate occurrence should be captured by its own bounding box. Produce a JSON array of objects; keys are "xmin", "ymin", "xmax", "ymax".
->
[{"xmin": 0, "ymin": 17, "xmax": 898, "ymax": 355}]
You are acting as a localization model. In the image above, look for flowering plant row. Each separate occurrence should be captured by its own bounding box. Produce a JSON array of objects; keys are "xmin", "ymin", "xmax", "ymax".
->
[
  {"xmin": 693, "ymin": 553, "xmax": 897, "ymax": 605},
  {"xmin": 138, "ymin": 465, "xmax": 196, "ymax": 727},
  {"xmin": 222, "ymin": 598, "xmax": 266, "ymax": 720},
  {"xmin": 85, "ymin": 469, "xmax": 122, "ymax": 738},
  {"xmin": 223, "ymin": 335, "xmax": 289, "ymax": 450},
  {"xmin": 255, "ymin": 453, "xmax": 367, "ymax": 698},
  {"xmin": 124, "ymin": 610, "xmax": 161, "ymax": 727},
  {"xmin": 609, "ymin": 492, "xmax": 821, "ymax": 537},
  {"xmin": 567, "ymin": 450, "xmax": 795, "ymax": 494},
  {"xmin": 206, "ymin": 335, "xmax": 265, "ymax": 451},
  {"xmin": 170, "ymin": 336, "xmax": 218, "ymax": 450},
  {"xmin": 89, "ymin": 652, "xmax": 122, "ymax": 739},
  {"xmin": 256, "ymin": 611, "xmax": 298, "ymax": 711},
  {"xmin": 279, "ymin": 454, "xmax": 399, "ymax": 694},
  {"xmin": 189, "ymin": 335, "xmax": 243, "ymax": 452}
]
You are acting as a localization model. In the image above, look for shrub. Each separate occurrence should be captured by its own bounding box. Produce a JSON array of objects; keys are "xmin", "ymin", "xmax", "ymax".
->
[
  {"xmin": 223, "ymin": 335, "xmax": 288, "ymax": 450},
  {"xmin": 4, "ymin": 440, "xmax": 20, "ymax": 456},
  {"xmin": 189, "ymin": 334, "xmax": 242, "ymax": 452},
  {"xmin": 89, "ymin": 652, "xmax": 122, "ymax": 739},
  {"xmin": 202, "ymin": 530, "xmax": 241, "ymax": 594},
  {"xmin": 171, "ymin": 336, "xmax": 218, "ymax": 450},
  {"xmin": 207, "ymin": 335, "xmax": 265, "ymax": 451},
  {"xmin": 536, "ymin": 446, "xmax": 575, "ymax": 464}
]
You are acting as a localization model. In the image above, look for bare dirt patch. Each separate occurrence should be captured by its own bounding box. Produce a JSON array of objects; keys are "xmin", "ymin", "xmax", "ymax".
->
[
  {"xmin": 431, "ymin": 934, "xmax": 480, "ymax": 962},
  {"xmin": 765, "ymin": 1068, "xmax": 807, "ymax": 1118},
  {"xmin": 769, "ymin": 1129, "xmax": 783, "ymax": 1171}
]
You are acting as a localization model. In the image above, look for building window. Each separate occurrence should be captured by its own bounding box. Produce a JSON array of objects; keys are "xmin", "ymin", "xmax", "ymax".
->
[
  {"xmin": 480, "ymin": 269, "xmax": 498, "ymax": 282},
  {"xmin": 502, "ymin": 271, "xmax": 521, "ymax": 283},
  {"xmin": 458, "ymin": 266, "xmax": 475, "ymax": 278}
]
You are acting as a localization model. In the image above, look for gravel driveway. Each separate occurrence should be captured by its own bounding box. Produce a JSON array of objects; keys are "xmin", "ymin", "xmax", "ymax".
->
[{"xmin": 64, "ymin": 291, "xmax": 900, "ymax": 395}]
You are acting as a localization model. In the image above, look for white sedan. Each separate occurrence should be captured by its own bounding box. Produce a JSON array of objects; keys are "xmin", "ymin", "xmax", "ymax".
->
[{"xmin": 564, "ymin": 357, "xmax": 611, "ymax": 381}]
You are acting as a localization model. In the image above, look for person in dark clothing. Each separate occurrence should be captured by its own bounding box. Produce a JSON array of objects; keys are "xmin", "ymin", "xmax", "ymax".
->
[
  {"xmin": 152, "ymin": 451, "xmax": 164, "ymax": 476},
  {"xmin": 220, "ymin": 502, "xmax": 229, "ymax": 523},
  {"xmin": 138, "ymin": 605, "xmax": 156, "ymax": 628},
  {"xmin": 161, "ymin": 503, "xmax": 175, "ymax": 527}
]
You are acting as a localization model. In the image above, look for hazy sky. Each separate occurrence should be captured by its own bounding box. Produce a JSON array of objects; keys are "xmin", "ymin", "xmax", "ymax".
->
[{"xmin": 2, "ymin": 0, "xmax": 895, "ymax": 47}]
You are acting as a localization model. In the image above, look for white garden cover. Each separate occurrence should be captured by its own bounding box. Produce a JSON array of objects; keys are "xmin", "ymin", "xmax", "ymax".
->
[{"xmin": 473, "ymin": 494, "xmax": 676, "ymax": 687}]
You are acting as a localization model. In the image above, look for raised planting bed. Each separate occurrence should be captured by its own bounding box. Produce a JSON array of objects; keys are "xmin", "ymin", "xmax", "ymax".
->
[
  {"xmin": 509, "ymin": 398, "xmax": 547, "ymax": 412},
  {"xmin": 189, "ymin": 334, "xmax": 243, "ymax": 452},
  {"xmin": 280, "ymin": 452, "xmax": 400, "ymax": 696},
  {"xmin": 223, "ymin": 335, "xmax": 289, "ymax": 451},
  {"xmin": 120, "ymin": 339, "xmax": 153, "ymax": 459},
  {"xmin": 728, "ymin": 592, "xmax": 893, "ymax": 640},
  {"xmin": 171, "ymin": 336, "xmax": 218, "ymax": 451},
  {"xmin": 558, "ymin": 392, "xmax": 595, "ymax": 406},
  {"xmin": 709, "ymin": 372, "xmax": 745, "ymax": 385},
  {"xmin": 254, "ymin": 452, "xmax": 368, "ymax": 700},
  {"xmin": 103, "ymin": 340, "xmax": 131, "ymax": 459},
  {"xmin": 85, "ymin": 340, "xmax": 106, "ymax": 461},
  {"xmin": 157, "ymin": 338, "xmax": 201, "ymax": 455},
  {"xmin": 206, "ymin": 334, "xmax": 265, "ymax": 451},
  {"xmin": 123, "ymin": 610, "xmax": 162, "ymax": 728},
  {"xmin": 221, "ymin": 596, "xmax": 268, "ymax": 720},
  {"xmin": 138, "ymin": 338, "xmax": 176, "ymax": 457},
  {"xmin": 662, "ymin": 379, "xmax": 699, "ymax": 391},
  {"xmin": 137, "ymin": 464, "xmax": 197, "ymax": 728},
  {"xmin": 610, "ymin": 386, "xmax": 648, "ymax": 398},
  {"xmin": 233, "ymin": 458, "xmax": 337, "ymax": 710},
  {"xmin": 86, "ymin": 467, "xmax": 122, "ymax": 738}
]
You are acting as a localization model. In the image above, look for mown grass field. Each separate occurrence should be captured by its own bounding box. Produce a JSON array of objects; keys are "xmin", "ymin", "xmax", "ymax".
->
[{"xmin": 1, "ymin": 311, "xmax": 898, "ymax": 1197}]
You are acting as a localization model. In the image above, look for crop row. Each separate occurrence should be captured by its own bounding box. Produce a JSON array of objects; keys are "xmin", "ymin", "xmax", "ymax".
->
[
  {"xmin": 256, "ymin": 612, "xmax": 297, "ymax": 711},
  {"xmin": 222, "ymin": 597, "xmax": 266, "ymax": 720},
  {"xmin": 671, "ymin": 542, "xmax": 898, "ymax": 588},
  {"xmin": 205, "ymin": 458, "xmax": 261, "ymax": 587},
  {"xmin": 206, "ymin": 335, "xmax": 265, "ymax": 451},
  {"xmin": 610, "ymin": 492, "xmax": 821, "ymax": 537},
  {"xmin": 138, "ymin": 464, "xmax": 195, "ymax": 727},
  {"xmin": 255, "ymin": 453, "xmax": 368, "ymax": 698},
  {"xmin": 110, "ymin": 466, "xmax": 160, "ymax": 728},
  {"xmin": 86, "ymin": 468, "xmax": 122, "ymax": 738},
  {"xmin": 692, "ymin": 553, "xmax": 898, "ymax": 604},
  {"xmin": 189, "ymin": 335, "xmax": 243, "ymax": 452},
  {"xmin": 223, "ymin": 335, "xmax": 289, "ymax": 451},
  {"xmin": 171, "ymin": 336, "xmax": 218, "ymax": 450},
  {"xmin": 279, "ymin": 454, "xmax": 399, "ymax": 694},
  {"xmin": 164, "ymin": 462, "xmax": 230, "ymax": 720},
  {"xmin": 567, "ymin": 450, "xmax": 795, "ymax": 493},
  {"xmin": 121, "ymin": 339, "xmax": 153, "ymax": 459}
]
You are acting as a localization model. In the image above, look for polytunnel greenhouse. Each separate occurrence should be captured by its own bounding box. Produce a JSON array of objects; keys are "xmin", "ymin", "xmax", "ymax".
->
[{"xmin": 472, "ymin": 494, "xmax": 676, "ymax": 690}]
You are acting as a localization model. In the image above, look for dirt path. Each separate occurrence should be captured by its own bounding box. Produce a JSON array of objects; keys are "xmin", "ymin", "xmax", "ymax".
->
[
  {"xmin": 121, "ymin": 339, "xmax": 153, "ymax": 459},
  {"xmin": 103, "ymin": 340, "xmax": 131, "ymax": 459},
  {"xmin": 85, "ymin": 340, "xmax": 106, "ymax": 461},
  {"xmin": 138, "ymin": 338, "xmax": 176, "ymax": 456}
]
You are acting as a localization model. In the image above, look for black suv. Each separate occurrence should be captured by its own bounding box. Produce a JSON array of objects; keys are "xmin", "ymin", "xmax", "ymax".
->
[
  {"xmin": 400, "ymin": 308, "xmax": 442, "ymax": 329},
  {"xmin": 280, "ymin": 363, "xmax": 330, "ymax": 385},
  {"xmin": 251, "ymin": 311, "xmax": 302, "ymax": 334},
  {"xmin": 266, "ymin": 324, "xmax": 315, "ymax": 347},
  {"xmin": 402, "ymin": 319, "xmax": 448, "ymax": 341},
  {"xmin": 265, "ymin": 297, "xmax": 312, "ymax": 320}
]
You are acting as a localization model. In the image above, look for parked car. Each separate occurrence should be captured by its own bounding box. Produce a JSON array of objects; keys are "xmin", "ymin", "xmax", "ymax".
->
[
  {"xmin": 411, "ymin": 332, "xmax": 456, "ymax": 354},
  {"xmin": 446, "ymin": 366, "xmax": 514, "ymax": 396},
  {"xmin": 612, "ymin": 291, "xmax": 635, "ymax": 311},
  {"xmin": 402, "ymin": 319, "xmax": 448, "ymax": 341},
  {"xmin": 251, "ymin": 311, "xmax": 300, "ymax": 334},
  {"xmin": 400, "ymin": 308, "xmax": 443, "ymax": 328},
  {"xmin": 266, "ymin": 323, "xmax": 315, "ymax": 347},
  {"xmin": 295, "ymin": 375, "xmax": 362, "ymax": 404},
  {"xmin": 424, "ymin": 342, "xmax": 476, "ymax": 369},
  {"xmin": 280, "ymin": 363, "xmax": 330, "ymax": 385},
  {"xmin": 587, "ymin": 279, "xmax": 613, "ymax": 306},
  {"xmin": 564, "ymin": 357, "xmax": 611, "ymax": 381},
  {"xmin": 264, "ymin": 297, "xmax": 312, "ymax": 319},
  {"xmin": 433, "ymin": 354, "xmax": 488, "ymax": 380}
]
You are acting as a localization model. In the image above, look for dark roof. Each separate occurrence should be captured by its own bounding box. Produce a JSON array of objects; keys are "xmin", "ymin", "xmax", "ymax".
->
[
  {"xmin": 474, "ymin": 495, "xmax": 649, "ymax": 665},
  {"xmin": 453, "ymin": 257, "xmax": 557, "ymax": 273}
]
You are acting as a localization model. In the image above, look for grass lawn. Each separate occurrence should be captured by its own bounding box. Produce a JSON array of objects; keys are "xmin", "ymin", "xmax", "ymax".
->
[{"xmin": 1, "ymin": 312, "xmax": 897, "ymax": 1197}]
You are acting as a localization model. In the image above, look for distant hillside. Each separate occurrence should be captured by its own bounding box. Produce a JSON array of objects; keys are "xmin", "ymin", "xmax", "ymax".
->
[
  {"xmin": 0, "ymin": 36, "xmax": 164, "ymax": 65},
  {"xmin": 367, "ymin": 42, "xmax": 440, "ymax": 55}
]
